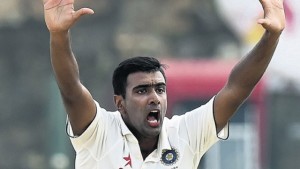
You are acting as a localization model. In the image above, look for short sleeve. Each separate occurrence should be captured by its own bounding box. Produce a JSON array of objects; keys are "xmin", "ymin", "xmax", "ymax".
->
[
  {"xmin": 66, "ymin": 100, "xmax": 109, "ymax": 152},
  {"xmin": 182, "ymin": 96, "xmax": 229, "ymax": 154}
]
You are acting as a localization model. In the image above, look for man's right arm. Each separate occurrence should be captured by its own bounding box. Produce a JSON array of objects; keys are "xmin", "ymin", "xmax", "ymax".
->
[{"xmin": 44, "ymin": 0, "xmax": 96, "ymax": 136}]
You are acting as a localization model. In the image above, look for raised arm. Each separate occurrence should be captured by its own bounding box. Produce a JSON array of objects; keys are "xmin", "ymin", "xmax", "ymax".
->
[
  {"xmin": 214, "ymin": 0, "xmax": 286, "ymax": 132},
  {"xmin": 43, "ymin": 0, "xmax": 96, "ymax": 135}
]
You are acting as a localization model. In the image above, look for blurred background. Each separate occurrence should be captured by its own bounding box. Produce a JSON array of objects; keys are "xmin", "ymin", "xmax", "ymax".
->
[{"xmin": 0, "ymin": 0, "xmax": 299, "ymax": 169}]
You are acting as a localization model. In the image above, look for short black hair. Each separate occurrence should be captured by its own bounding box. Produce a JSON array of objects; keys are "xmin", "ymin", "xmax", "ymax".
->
[{"xmin": 112, "ymin": 56, "xmax": 167, "ymax": 98}]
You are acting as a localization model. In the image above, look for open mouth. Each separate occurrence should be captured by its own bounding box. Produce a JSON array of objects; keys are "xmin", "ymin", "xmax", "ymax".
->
[{"xmin": 146, "ymin": 110, "xmax": 160, "ymax": 127}]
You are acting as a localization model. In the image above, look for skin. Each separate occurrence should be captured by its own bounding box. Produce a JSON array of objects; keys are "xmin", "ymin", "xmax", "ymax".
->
[
  {"xmin": 43, "ymin": 0, "xmax": 285, "ymax": 160},
  {"xmin": 214, "ymin": 0, "xmax": 286, "ymax": 132},
  {"xmin": 114, "ymin": 71, "xmax": 167, "ymax": 158}
]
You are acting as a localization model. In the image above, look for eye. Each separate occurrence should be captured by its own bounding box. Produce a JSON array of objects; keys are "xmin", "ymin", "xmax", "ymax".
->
[
  {"xmin": 156, "ymin": 87, "xmax": 166, "ymax": 94},
  {"xmin": 137, "ymin": 88, "xmax": 147, "ymax": 94}
]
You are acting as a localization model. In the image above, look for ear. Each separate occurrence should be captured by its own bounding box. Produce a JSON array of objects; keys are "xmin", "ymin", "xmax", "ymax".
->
[{"xmin": 114, "ymin": 95, "xmax": 125, "ymax": 114}]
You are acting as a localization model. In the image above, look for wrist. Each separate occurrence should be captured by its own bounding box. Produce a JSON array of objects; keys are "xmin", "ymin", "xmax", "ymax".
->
[
  {"xmin": 50, "ymin": 30, "xmax": 71, "ymax": 42},
  {"xmin": 263, "ymin": 30, "xmax": 282, "ymax": 42},
  {"xmin": 50, "ymin": 30, "xmax": 70, "ymax": 37}
]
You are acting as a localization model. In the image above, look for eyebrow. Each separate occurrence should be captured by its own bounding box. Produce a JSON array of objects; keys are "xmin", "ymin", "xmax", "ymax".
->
[{"xmin": 132, "ymin": 82, "xmax": 166, "ymax": 90}]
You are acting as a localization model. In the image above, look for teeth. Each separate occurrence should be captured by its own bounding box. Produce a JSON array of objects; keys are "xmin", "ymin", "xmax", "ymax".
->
[{"xmin": 148, "ymin": 119, "xmax": 158, "ymax": 122}]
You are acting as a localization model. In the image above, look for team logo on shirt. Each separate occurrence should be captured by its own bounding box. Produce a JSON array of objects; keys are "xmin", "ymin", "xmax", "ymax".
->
[{"xmin": 160, "ymin": 147, "xmax": 179, "ymax": 166}]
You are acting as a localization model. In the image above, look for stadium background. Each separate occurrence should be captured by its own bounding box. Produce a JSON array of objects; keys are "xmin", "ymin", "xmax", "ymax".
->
[{"xmin": 0, "ymin": 0, "xmax": 299, "ymax": 168}]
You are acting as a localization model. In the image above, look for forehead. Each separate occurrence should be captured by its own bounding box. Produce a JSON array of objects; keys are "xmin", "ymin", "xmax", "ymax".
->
[{"xmin": 126, "ymin": 71, "xmax": 166, "ymax": 88}]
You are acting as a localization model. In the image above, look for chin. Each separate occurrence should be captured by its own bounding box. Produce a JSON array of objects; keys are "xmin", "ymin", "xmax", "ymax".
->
[{"xmin": 147, "ymin": 126, "xmax": 162, "ymax": 137}]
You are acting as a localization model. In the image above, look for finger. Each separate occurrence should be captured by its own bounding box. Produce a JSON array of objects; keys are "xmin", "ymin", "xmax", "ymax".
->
[
  {"xmin": 73, "ymin": 8, "xmax": 94, "ymax": 20},
  {"xmin": 257, "ymin": 18, "xmax": 271, "ymax": 28},
  {"xmin": 257, "ymin": 18, "xmax": 265, "ymax": 25}
]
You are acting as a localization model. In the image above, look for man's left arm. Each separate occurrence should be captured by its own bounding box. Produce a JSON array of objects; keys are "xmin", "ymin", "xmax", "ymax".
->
[{"xmin": 214, "ymin": 0, "xmax": 286, "ymax": 132}]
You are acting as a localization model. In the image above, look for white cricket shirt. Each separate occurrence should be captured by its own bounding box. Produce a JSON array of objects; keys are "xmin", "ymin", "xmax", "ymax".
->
[{"xmin": 67, "ymin": 97, "xmax": 228, "ymax": 169}]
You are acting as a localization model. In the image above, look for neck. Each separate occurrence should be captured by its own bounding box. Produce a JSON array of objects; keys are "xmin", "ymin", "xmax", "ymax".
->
[
  {"xmin": 122, "ymin": 118, "xmax": 160, "ymax": 159},
  {"xmin": 139, "ymin": 137, "xmax": 159, "ymax": 159}
]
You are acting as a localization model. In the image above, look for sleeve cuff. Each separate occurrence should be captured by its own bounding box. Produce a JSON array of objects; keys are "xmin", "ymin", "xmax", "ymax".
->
[{"xmin": 217, "ymin": 122, "xmax": 229, "ymax": 140}]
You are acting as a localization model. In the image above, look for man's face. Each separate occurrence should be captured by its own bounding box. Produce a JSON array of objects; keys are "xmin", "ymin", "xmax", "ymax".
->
[{"xmin": 121, "ymin": 71, "xmax": 167, "ymax": 139}]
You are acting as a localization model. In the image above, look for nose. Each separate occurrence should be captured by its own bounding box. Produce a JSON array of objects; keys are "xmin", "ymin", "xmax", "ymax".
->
[{"xmin": 148, "ymin": 90, "xmax": 160, "ymax": 105}]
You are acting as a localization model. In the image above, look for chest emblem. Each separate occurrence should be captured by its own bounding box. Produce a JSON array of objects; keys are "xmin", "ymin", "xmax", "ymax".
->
[{"xmin": 160, "ymin": 147, "xmax": 179, "ymax": 166}]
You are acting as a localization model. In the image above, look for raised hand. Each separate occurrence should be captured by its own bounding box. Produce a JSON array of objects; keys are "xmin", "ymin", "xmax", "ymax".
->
[
  {"xmin": 43, "ymin": 0, "xmax": 94, "ymax": 33},
  {"xmin": 258, "ymin": 0, "xmax": 285, "ymax": 34}
]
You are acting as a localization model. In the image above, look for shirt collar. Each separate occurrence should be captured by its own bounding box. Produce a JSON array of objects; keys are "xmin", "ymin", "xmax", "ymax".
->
[
  {"xmin": 158, "ymin": 121, "xmax": 172, "ymax": 151},
  {"xmin": 117, "ymin": 111, "xmax": 132, "ymax": 136}
]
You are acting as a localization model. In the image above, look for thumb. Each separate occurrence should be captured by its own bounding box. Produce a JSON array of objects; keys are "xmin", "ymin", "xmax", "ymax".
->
[
  {"xmin": 73, "ymin": 8, "xmax": 94, "ymax": 20},
  {"xmin": 257, "ymin": 18, "xmax": 271, "ymax": 28}
]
